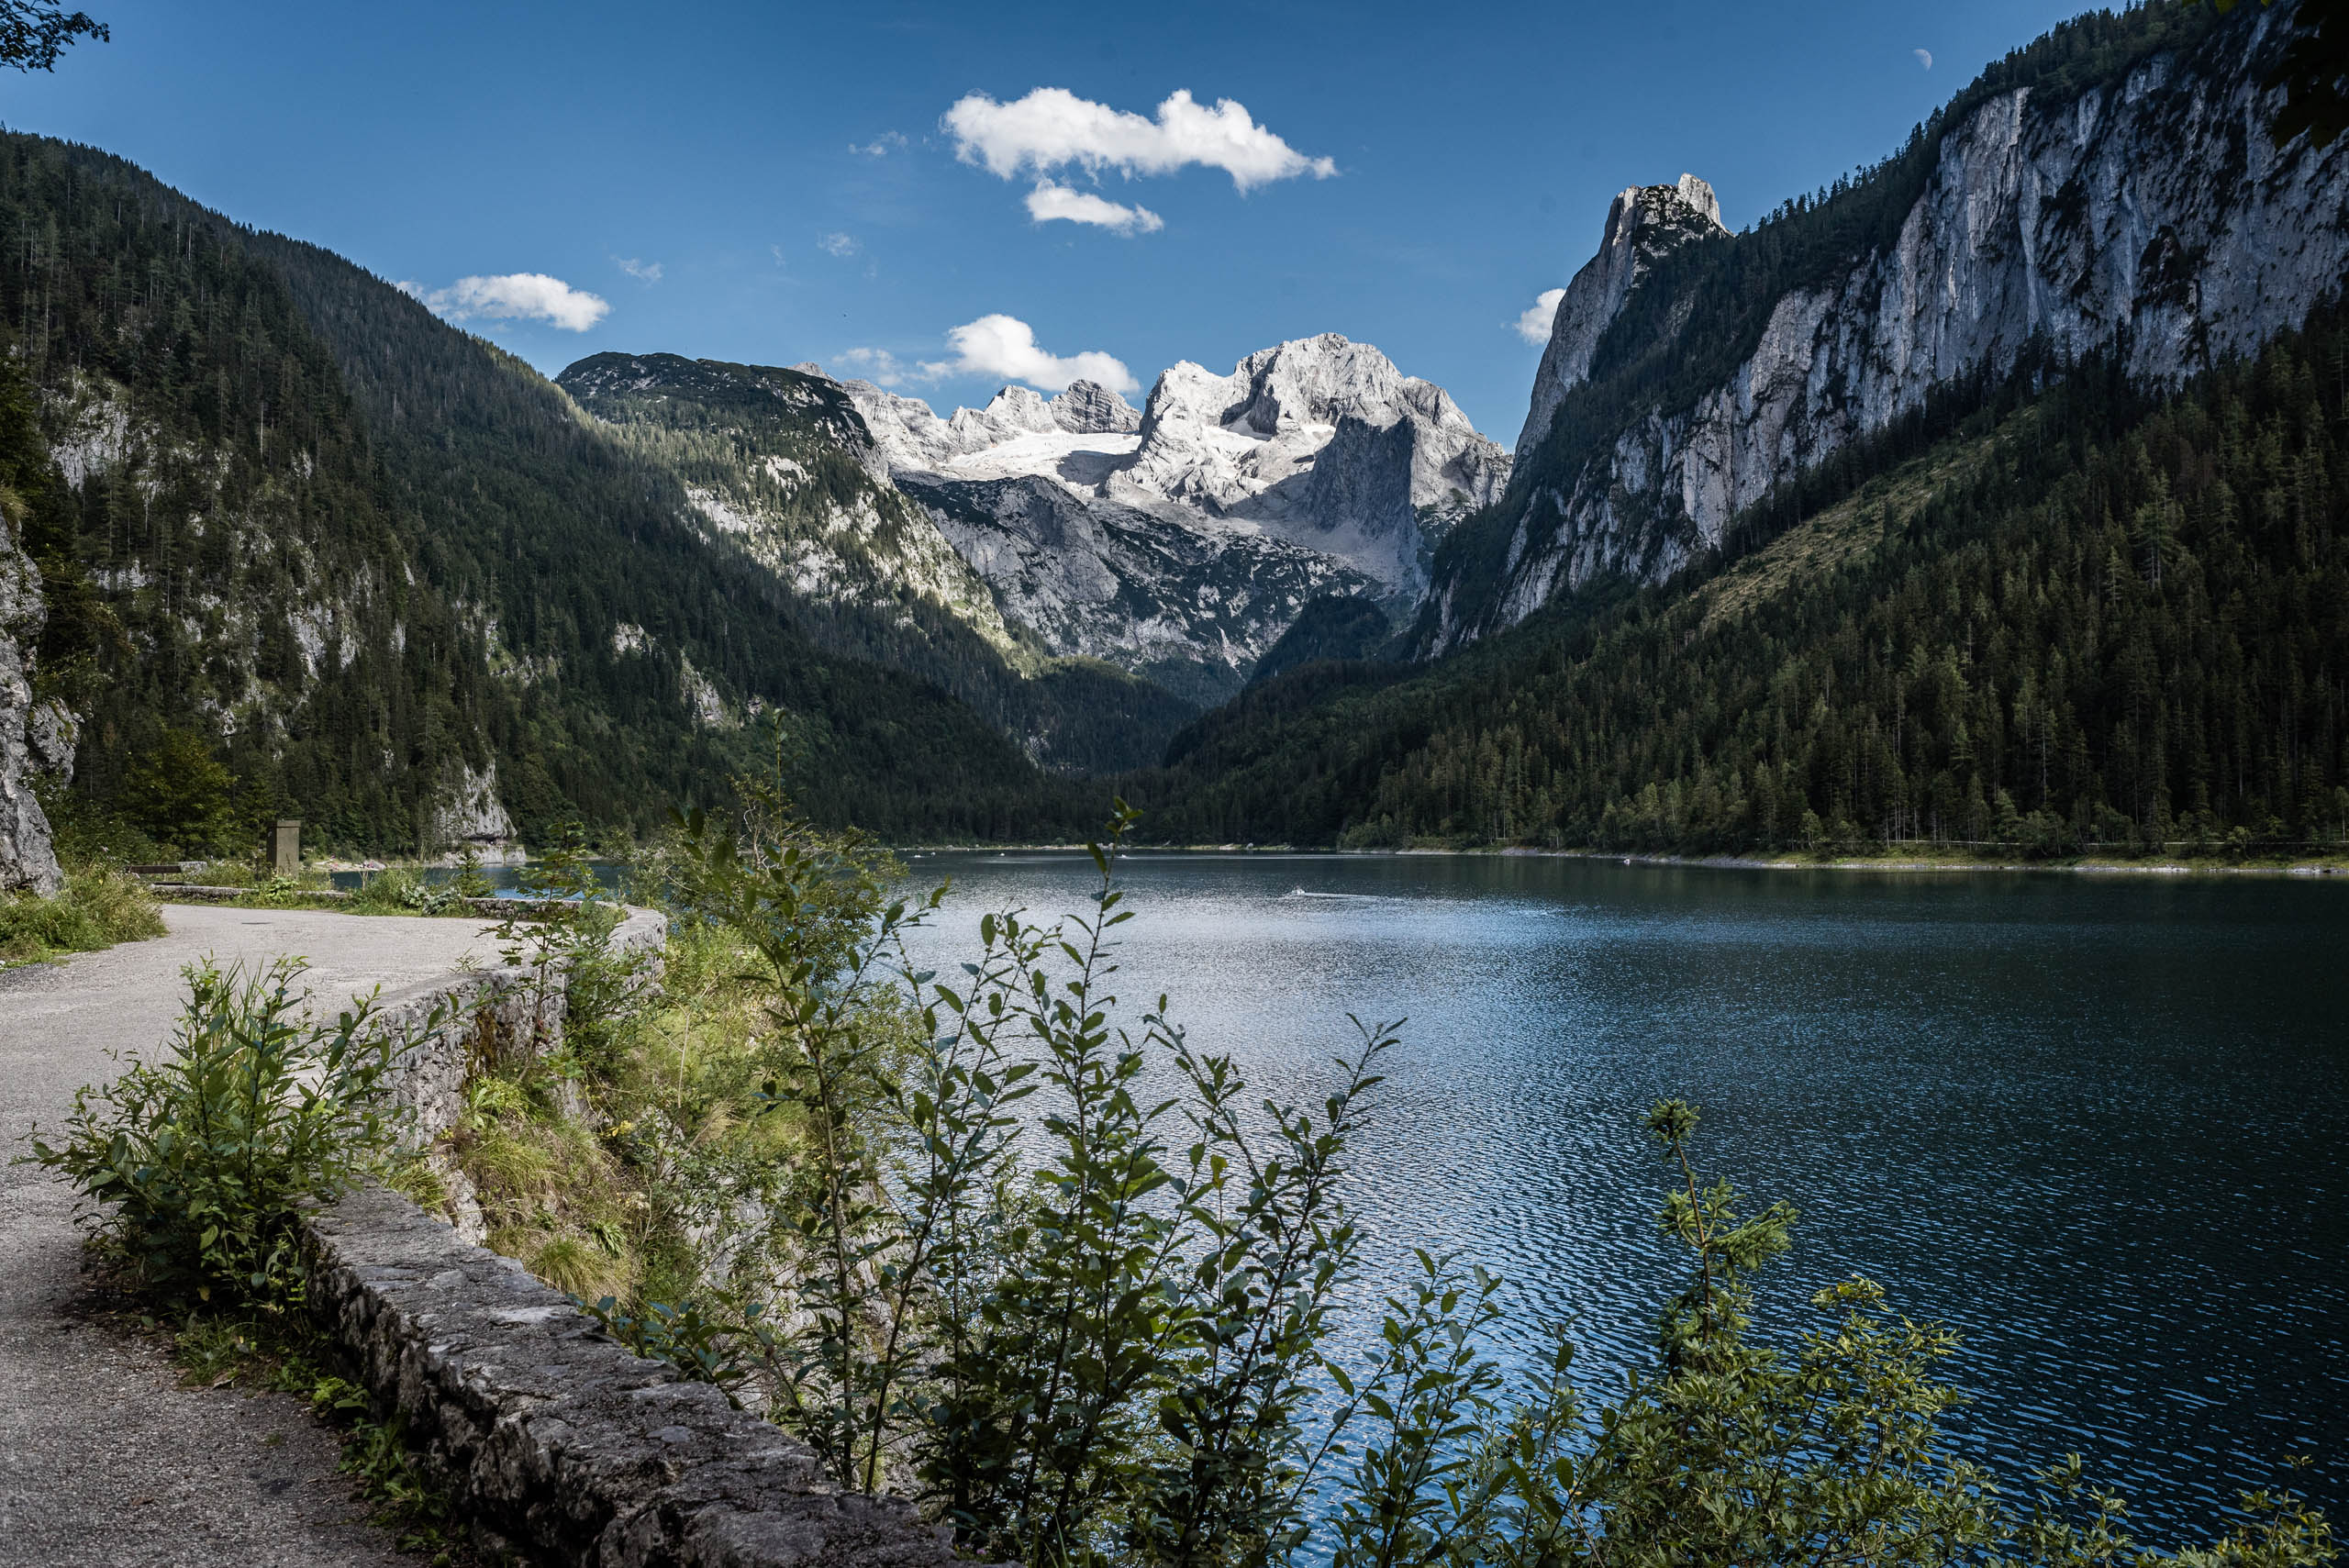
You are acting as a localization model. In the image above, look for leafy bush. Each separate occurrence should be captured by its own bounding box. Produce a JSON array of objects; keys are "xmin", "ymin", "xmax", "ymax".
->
[
  {"xmin": 600, "ymin": 808, "xmax": 2335, "ymax": 1568},
  {"xmin": 348, "ymin": 865, "xmax": 468, "ymax": 916},
  {"xmin": 0, "ymin": 866, "xmax": 166, "ymax": 964},
  {"xmin": 25, "ymin": 958, "xmax": 406, "ymax": 1301}
]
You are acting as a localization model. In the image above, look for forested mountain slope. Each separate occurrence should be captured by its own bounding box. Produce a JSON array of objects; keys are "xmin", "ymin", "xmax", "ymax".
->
[
  {"xmin": 1424, "ymin": 0, "xmax": 2346, "ymax": 653},
  {"xmin": 0, "ymin": 133, "xmax": 1117, "ymax": 851},
  {"xmin": 549, "ymin": 350, "xmax": 1194, "ymax": 768},
  {"xmin": 1129, "ymin": 304, "xmax": 2349, "ymax": 854}
]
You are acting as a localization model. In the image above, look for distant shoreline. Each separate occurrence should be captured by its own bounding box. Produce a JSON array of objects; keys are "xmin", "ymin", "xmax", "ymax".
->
[{"xmin": 893, "ymin": 843, "xmax": 2349, "ymax": 879}]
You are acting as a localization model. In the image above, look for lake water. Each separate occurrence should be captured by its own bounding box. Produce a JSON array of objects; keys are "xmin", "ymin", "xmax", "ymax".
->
[{"xmin": 896, "ymin": 851, "xmax": 2349, "ymax": 1543}]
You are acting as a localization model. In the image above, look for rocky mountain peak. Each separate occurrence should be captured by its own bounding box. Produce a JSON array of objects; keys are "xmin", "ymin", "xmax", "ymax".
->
[
  {"xmin": 1049, "ymin": 380, "xmax": 1141, "ymax": 435},
  {"xmin": 1517, "ymin": 172, "xmax": 1729, "ymax": 456},
  {"xmin": 982, "ymin": 384, "xmax": 1057, "ymax": 429},
  {"xmin": 1435, "ymin": 14, "xmax": 2349, "ymax": 656},
  {"xmin": 1119, "ymin": 334, "xmax": 1509, "ymax": 595},
  {"xmin": 821, "ymin": 331, "xmax": 1507, "ymax": 695}
]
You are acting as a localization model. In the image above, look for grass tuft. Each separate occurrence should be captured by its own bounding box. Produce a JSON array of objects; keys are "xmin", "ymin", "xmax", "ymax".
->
[{"xmin": 0, "ymin": 866, "xmax": 167, "ymax": 965}]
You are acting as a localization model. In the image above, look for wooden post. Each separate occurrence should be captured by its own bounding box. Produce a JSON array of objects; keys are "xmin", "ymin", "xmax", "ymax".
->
[{"xmin": 271, "ymin": 819, "xmax": 301, "ymax": 876}]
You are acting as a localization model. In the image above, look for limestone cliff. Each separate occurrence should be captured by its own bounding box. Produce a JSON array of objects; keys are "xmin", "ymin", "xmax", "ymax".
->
[
  {"xmin": 0, "ymin": 504, "xmax": 67, "ymax": 894},
  {"xmin": 1426, "ymin": 3, "xmax": 2345, "ymax": 653},
  {"xmin": 1515, "ymin": 174, "xmax": 1726, "ymax": 457}
]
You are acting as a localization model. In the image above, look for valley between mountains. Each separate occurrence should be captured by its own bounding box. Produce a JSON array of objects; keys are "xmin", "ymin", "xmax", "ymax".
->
[{"xmin": 0, "ymin": 0, "xmax": 2343, "ymax": 874}]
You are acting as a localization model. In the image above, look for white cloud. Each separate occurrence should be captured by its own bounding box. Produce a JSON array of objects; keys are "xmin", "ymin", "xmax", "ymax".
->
[
  {"xmin": 818, "ymin": 231, "xmax": 860, "ymax": 258},
  {"xmin": 850, "ymin": 131, "xmax": 909, "ymax": 157},
  {"xmin": 836, "ymin": 347, "xmax": 909, "ymax": 387},
  {"xmin": 1914, "ymin": 48, "xmax": 1933, "ymax": 69},
  {"xmin": 917, "ymin": 314, "xmax": 1136, "ymax": 395},
  {"xmin": 1514, "ymin": 287, "xmax": 1566, "ymax": 345},
  {"xmin": 943, "ymin": 87, "xmax": 1334, "ymax": 193},
  {"xmin": 399, "ymin": 272, "xmax": 609, "ymax": 332},
  {"xmin": 1025, "ymin": 180, "xmax": 1163, "ymax": 235},
  {"xmin": 616, "ymin": 256, "xmax": 663, "ymax": 283}
]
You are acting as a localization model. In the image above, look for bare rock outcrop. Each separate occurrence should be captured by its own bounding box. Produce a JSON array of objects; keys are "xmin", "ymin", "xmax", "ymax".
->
[
  {"xmin": 834, "ymin": 335, "xmax": 1508, "ymax": 697},
  {"xmin": 0, "ymin": 504, "xmax": 68, "ymax": 895},
  {"xmin": 1049, "ymin": 378, "xmax": 1141, "ymax": 434},
  {"xmin": 1515, "ymin": 174, "xmax": 1726, "ymax": 457},
  {"xmin": 1429, "ymin": 6, "xmax": 2349, "ymax": 653}
]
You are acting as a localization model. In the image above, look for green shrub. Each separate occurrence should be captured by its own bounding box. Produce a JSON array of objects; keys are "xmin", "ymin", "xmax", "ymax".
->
[
  {"xmin": 615, "ymin": 807, "xmax": 2335, "ymax": 1568},
  {"xmin": 348, "ymin": 866, "xmax": 459, "ymax": 915},
  {"xmin": 24, "ymin": 958, "xmax": 406, "ymax": 1301},
  {"xmin": 0, "ymin": 867, "xmax": 167, "ymax": 964}
]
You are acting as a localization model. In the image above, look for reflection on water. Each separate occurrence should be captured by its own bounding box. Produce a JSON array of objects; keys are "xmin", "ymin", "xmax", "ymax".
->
[{"xmin": 897, "ymin": 851, "xmax": 2349, "ymax": 1541}]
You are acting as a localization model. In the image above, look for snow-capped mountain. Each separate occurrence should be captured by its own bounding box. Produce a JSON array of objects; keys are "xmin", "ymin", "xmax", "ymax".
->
[
  {"xmin": 558, "ymin": 338, "xmax": 1505, "ymax": 710},
  {"xmin": 841, "ymin": 334, "xmax": 1508, "ymax": 698}
]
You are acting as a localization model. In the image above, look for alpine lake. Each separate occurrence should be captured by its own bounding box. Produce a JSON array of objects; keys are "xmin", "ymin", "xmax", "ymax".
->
[{"xmin": 887, "ymin": 851, "xmax": 2349, "ymax": 1542}]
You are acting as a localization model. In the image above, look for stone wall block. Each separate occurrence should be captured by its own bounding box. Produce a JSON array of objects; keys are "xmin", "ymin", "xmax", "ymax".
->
[{"xmin": 297, "ymin": 910, "xmax": 974, "ymax": 1565}]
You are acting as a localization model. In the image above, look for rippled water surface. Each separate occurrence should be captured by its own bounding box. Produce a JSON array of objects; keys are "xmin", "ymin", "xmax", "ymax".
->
[{"xmin": 897, "ymin": 851, "xmax": 2349, "ymax": 1540}]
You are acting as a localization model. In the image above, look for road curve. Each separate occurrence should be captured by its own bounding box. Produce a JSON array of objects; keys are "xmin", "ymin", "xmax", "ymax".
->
[{"xmin": 0, "ymin": 904, "xmax": 505, "ymax": 1568}]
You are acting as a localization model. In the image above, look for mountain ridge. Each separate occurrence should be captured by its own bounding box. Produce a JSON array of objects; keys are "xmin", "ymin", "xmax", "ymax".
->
[{"xmin": 1420, "ymin": 0, "xmax": 2341, "ymax": 654}]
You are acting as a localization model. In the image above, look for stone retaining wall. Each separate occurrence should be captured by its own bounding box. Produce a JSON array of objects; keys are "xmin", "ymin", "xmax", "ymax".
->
[{"xmin": 295, "ymin": 908, "xmax": 974, "ymax": 1567}]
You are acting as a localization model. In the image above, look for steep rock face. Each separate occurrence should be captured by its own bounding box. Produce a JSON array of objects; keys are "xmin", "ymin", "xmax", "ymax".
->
[
  {"xmin": 1516, "ymin": 174, "xmax": 1726, "ymax": 456},
  {"xmin": 905, "ymin": 471, "xmax": 1377, "ymax": 706},
  {"xmin": 428, "ymin": 760, "xmax": 517, "ymax": 852},
  {"xmin": 1052, "ymin": 379, "xmax": 1142, "ymax": 435},
  {"xmin": 850, "ymin": 380, "xmax": 1141, "ymax": 471},
  {"xmin": 836, "ymin": 338, "xmax": 1503, "ymax": 699},
  {"xmin": 1117, "ymin": 334, "xmax": 1510, "ymax": 595},
  {"xmin": 0, "ymin": 506, "xmax": 66, "ymax": 894},
  {"xmin": 1429, "ymin": 6, "xmax": 2346, "ymax": 653},
  {"xmin": 559, "ymin": 354, "xmax": 1020, "ymax": 655},
  {"xmin": 838, "ymin": 335, "xmax": 1507, "ymax": 697}
]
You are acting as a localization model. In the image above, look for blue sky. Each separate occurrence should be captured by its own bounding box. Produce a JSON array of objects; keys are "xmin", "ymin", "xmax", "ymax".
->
[{"xmin": 6, "ymin": 0, "xmax": 2088, "ymax": 438}]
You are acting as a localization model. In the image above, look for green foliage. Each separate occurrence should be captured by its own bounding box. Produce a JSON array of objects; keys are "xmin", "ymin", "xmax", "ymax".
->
[
  {"xmin": 117, "ymin": 728, "xmax": 236, "ymax": 854},
  {"xmin": 0, "ymin": 134, "xmax": 506, "ymax": 851},
  {"xmin": 450, "ymin": 846, "xmax": 494, "ymax": 899},
  {"xmin": 0, "ymin": 2, "xmax": 107, "ymax": 72},
  {"xmin": 0, "ymin": 864, "xmax": 163, "ymax": 963},
  {"xmin": 1246, "ymin": 595, "xmax": 1396, "ymax": 690},
  {"xmin": 448, "ymin": 801, "xmax": 2335, "ymax": 1567},
  {"xmin": 23, "ymin": 959, "xmax": 405, "ymax": 1301},
  {"xmin": 346, "ymin": 866, "xmax": 466, "ymax": 916},
  {"xmin": 243, "ymin": 228, "xmax": 1121, "ymax": 843},
  {"xmin": 592, "ymin": 805, "xmax": 1386, "ymax": 1562},
  {"xmin": 1140, "ymin": 310, "xmax": 2349, "ymax": 857},
  {"xmin": 0, "ymin": 128, "xmax": 1120, "ymax": 855}
]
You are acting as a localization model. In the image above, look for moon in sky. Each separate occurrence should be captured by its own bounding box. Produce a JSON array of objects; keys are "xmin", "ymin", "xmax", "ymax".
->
[{"xmin": 1915, "ymin": 48, "xmax": 1934, "ymax": 69}]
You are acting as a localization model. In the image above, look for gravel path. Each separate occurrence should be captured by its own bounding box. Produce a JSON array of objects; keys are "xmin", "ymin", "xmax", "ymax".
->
[{"xmin": 0, "ymin": 904, "xmax": 504, "ymax": 1568}]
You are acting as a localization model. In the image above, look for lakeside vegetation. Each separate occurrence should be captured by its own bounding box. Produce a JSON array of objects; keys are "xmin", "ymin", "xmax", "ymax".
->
[{"xmin": 29, "ymin": 792, "xmax": 2332, "ymax": 1567}]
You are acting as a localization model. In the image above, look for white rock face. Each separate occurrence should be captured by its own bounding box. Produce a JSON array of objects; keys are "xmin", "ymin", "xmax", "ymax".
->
[
  {"xmin": 837, "ymin": 335, "xmax": 1507, "ymax": 695},
  {"xmin": 1432, "ymin": 12, "xmax": 2349, "ymax": 653},
  {"xmin": 1051, "ymin": 380, "xmax": 1142, "ymax": 435},
  {"xmin": 1516, "ymin": 174, "xmax": 1726, "ymax": 456},
  {"xmin": 0, "ymin": 505, "xmax": 67, "ymax": 894},
  {"xmin": 429, "ymin": 760, "xmax": 517, "ymax": 851},
  {"xmin": 916, "ymin": 473, "xmax": 1379, "ymax": 704},
  {"xmin": 1116, "ymin": 334, "xmax": 1511, "ymax": 595}
]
